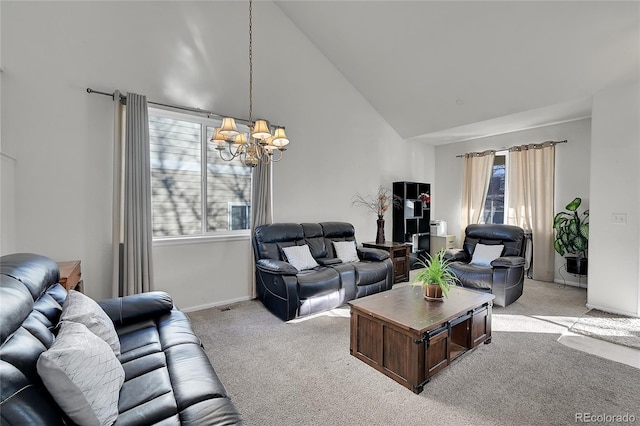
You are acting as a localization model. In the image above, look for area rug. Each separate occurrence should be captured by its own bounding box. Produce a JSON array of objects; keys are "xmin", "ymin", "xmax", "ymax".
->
[{"xmin": 569, "ymin": 309, "xmax": 640, "ymax": 349}]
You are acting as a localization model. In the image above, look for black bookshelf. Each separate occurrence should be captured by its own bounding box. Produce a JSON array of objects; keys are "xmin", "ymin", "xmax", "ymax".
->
[{"xmin": 392, "ymin": 181, "xmax": 431, "ymax": 269}]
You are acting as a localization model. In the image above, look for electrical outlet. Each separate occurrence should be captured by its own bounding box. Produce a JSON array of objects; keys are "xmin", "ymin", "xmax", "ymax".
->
[{"xmin": 611, "ymin": 213, "xmax": 627, "ymax": 224}]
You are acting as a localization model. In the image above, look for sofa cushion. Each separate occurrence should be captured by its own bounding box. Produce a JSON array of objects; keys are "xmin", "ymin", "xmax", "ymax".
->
[
  {"xmin": 302, "ymin": 223, "xmax": 328, "ymax": 258},
  {"xmin": 254, "ymin": 223, "xmax": 304, "ymax": 260},
  {"xmin": 448, "ymin": 262, "xmax": 493, "ymax": 290},
  {"xmin": 282, "ymin": 245, "xmax": 319, "ymax": 271},
  {"xmin": 37, "ymin": 321, "xmax": 125, "ymax": 426},
  {"xmin": 358, "ymin": 247, "xmax": 389, "ymax": 262},
  {"xmin": 464, "ymin": 224, "xmax": 524, "ymax": 257},
  {"xmin": 333, "ymin": 241, "xmax": 359, "ymax": 263},
  {"xmin": 470, "ymin": 243, "xmax": 504, "ymax": 267},
  {"xmin": 296, "ymin": 268, "xmax": 340, "ymax": 299},
  {"xmin": 353, "ymin": 262, "xmax": 389, "ymax": 286},
  {"xmin": 61, "ymin": 289, "xmax": 121, "ymax": 356}
]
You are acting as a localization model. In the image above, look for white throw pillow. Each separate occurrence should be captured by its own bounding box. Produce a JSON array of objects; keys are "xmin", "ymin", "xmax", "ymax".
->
[
  {"xmin": 333, "ymin": 241, "xmax": 359, "ymax": 263},
  {"xmin": 282, "ymin": 245, "xmax": 319, "ymax": 271},
  {"xmin": 470, "ymin": 243, "xmax": 504, "ymax": 267},
  {"xmin": 61, "ymin": 290, "xmax": 121, "ymax": 356},
  {"xmin": 37, "ymin": 321, "xmax": 124, "ymax": 426}
]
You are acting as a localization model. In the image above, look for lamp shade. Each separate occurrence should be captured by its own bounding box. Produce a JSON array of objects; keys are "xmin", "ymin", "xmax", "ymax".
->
[
  {"xmin": 251, "ymin": 119, "xmax": 271, "ymax": 140},
  {"xmin": 210, "ymin": 127, "xmax": 228, "ymax": 149},
  {"xmin": 219, "ymin": 117, "xmax": 239, "ymax": 137},
  {"xmin": 234, "ymin": 133, "xmax": 248, "ymax": 145},
  {"xmin": 263, "ymin": 136, "xmax": 277, "ymax": 153},
  {"xmin": 271, "ymin": 127, "xmax": 290, "ymax": 147}
]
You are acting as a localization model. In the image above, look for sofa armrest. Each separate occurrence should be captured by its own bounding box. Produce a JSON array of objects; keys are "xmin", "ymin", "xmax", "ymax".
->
[
  {"xmin": 316, "ymin": 257, "xmax": 342, "ymax": 266},
  {"xmin": 256, "ymin": 258, "xmax": 298, "ymax": 275},
  {"xmin": 357, "ymin": 247, "xmax": 389, "ymax": 262},
  {"xmin": 444, "ymin": 248, "xmax": 469, "ymax": 263},
  {"xmin": 491, "ymin": 256, "xmax": 525, "ymax": 268},
  {"xmin": 98, "ymin": 291, "xmax": 174, "ymax": 327}
]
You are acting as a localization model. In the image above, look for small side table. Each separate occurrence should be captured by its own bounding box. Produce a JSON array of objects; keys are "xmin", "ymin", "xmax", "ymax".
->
[
  {"xmin": 57, "ymin": 260, "xmax": 83, "ymax": 292},
  {"xmin": 430, "ymin": 235, "xmax": 456, "ymax": 257},
  {"xmin": 362, "ymin": 241, "xmax": 411, "ymax": 284}
]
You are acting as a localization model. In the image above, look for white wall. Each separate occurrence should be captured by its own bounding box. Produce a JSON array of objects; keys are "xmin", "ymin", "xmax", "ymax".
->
[
  {"xmin": 1, "ymin": 1, "xmax": 432, "ymax": 308},
  {"xmin": 1, "ymin": 154, "xmax": 16, "ymax": 255},
  {"xmin": 0, "ymin": 2, "xmax": 11, "ymax": 254},
  {"xmin": 434, "ymin": 119, "xmax": 592, "ymax": 285},
  {"xmin": 588, "ymin": 83, "xmax": 640, "ymax": 317}
]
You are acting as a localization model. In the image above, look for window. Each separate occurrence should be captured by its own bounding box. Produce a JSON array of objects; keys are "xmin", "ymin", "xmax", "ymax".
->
[
  {"xmin": 480, "ymin": 153, "xmax": 506, "ymax": 224},
  {"xmin": 149, "ymin": 108, "xmax": 253, "ymax": 238},
  {"xmin": 228, "ymin": 203, "xmax": 251, "ymax": 231}
]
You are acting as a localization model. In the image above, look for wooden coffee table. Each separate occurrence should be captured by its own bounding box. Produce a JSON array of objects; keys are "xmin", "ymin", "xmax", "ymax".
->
[{"xmin": 348, "ymin": 285, "xmax": 495, "ymax": 394}]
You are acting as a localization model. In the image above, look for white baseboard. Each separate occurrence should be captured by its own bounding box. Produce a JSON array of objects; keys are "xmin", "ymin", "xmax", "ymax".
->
[
  {"xmin": 585, "ymin": 303, "xmax": 639, "ymax": 318},
  {"xmin": 554, "ymin": 278, "xmax": 588, "ymax": 289},
  {"xmin": 181, "ymin": 295, "xmax": 253, "ymax": 313}
]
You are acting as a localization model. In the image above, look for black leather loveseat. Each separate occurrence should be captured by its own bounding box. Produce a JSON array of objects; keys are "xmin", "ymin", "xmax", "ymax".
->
[
  {"xmin": 253, "ymin": 222, "xmax": 393, "ymax": 321},
  {"xmin": 0, "ymin": 253, "xmax": 242, "ymax": 425}
]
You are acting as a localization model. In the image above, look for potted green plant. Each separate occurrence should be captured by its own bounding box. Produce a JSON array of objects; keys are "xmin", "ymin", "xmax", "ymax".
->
[
  {"xmin": 553, "ymin": 197, "xmax": 589, "ymax": 276},
  {"xmin": 412, "ymin": 249, "xmax": 459, "ymax": 301}
]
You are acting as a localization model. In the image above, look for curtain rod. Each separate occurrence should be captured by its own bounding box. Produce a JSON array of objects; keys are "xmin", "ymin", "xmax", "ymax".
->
[
  {"xmin": 455, "ymin": 140, "xmax": 567, "ymax": 158},
  {"xmin": 86, "ymin": 88, "xmax": 283, "ymax": 128}
]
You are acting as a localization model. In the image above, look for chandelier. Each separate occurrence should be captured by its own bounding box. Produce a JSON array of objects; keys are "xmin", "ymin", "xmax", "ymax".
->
[{"xmin": 210, "ymin": 0, "xmax": 290, "ymax": 167}]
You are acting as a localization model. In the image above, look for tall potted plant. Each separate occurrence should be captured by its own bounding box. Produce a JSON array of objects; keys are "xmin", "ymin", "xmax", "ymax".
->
[
  {"xmin": 412, "ymin": 250, "xmax": 459, "ymax": 301},
  {"xmin": 553, "ymin": 197, "xmax": 589, "ymax": 276}
]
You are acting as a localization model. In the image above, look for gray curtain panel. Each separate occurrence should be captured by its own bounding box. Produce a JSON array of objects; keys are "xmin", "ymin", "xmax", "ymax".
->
[
  {"xmin": 250, "ymin": 159, "xmax": 272, "ymax": 298},
  {"xmin": 112, "ymin": 92, "xmax": 154, "ymax": 296},
  {"xmin": 111, "ymin": 91, "xmax": 124, "ymax": 298}
]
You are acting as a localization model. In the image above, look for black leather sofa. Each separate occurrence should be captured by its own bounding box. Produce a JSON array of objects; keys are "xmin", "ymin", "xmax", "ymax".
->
[
  {"xmin": 445, "ymin": 224, "xmax": 526, "ymax": 307},
  {"xmin": 0, "ymin": 253, "xmax": 243, "ymax": 425},
  {"xmin": 253, "ymin": 222, "xmax": 393, "ymax": 321}
]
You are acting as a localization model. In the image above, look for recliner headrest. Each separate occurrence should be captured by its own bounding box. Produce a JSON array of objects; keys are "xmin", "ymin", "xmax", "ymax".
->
[
  {"xmin": 464, "ymin": 224, "xmax": 525, "ymax": 257},
  {"xmin": 320, "ymin": 222, "xmax": 355, "ymax": 238}
]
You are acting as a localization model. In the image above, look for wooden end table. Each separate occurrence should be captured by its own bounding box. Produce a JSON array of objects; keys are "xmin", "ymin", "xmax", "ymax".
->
[
  {"xmin": 348, "ymin": 286, "xmax": 494, "ymax": 394},
  {"xmin": 57, "ymin": 260, "xmax": 82, "ymax": 292},
  {"xmin": 361, "ymin": 241, "xmax": 411, "ymax": 283}
]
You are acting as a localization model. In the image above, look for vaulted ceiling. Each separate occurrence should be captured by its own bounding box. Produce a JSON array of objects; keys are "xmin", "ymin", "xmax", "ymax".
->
[{"xmin": 276, "ymin": 1, "xmax": 639, "ymax": 144}]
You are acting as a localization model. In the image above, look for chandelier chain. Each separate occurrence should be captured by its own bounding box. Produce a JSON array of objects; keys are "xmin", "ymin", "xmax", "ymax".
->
[{"xmin": 248, "ymin": 0, "xmax": 253, "ymax": 127}]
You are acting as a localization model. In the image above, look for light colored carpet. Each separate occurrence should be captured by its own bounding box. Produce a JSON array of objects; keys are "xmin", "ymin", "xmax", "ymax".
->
[
  {"xmin": 188, "ymin": 280, "xmax": 640, "ymax": 425},
  {"xmin": 569, "ymin": 309, "xmax": 640, "ymax": 349}
]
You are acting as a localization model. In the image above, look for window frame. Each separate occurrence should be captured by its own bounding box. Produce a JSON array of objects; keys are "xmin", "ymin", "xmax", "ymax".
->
[
  {"xmin": 148, "ymin": 106, "xmax": 255, "ymax": 243},
  {"xmin": 228, "ymin": 202, "xmax": 252, "ymax": 231},
  {"xmin": 480, "ymin": 150, "xmax": 509, "ymax": 225}
]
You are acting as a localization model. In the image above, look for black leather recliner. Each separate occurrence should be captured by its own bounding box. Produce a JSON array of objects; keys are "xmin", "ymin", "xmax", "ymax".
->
[
  {"xmin": 445, "ymin": 224, "xmax": 526, "ymax": 307},
  {"xmin": 253, "ymin": 222, "xmax": 393, "ymax": 321}
]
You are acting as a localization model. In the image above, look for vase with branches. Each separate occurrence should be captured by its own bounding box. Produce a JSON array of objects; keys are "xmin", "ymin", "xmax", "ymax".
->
[{"xmin": 352, "ymin": 186, "xmax": 401, "ymax": 243}]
